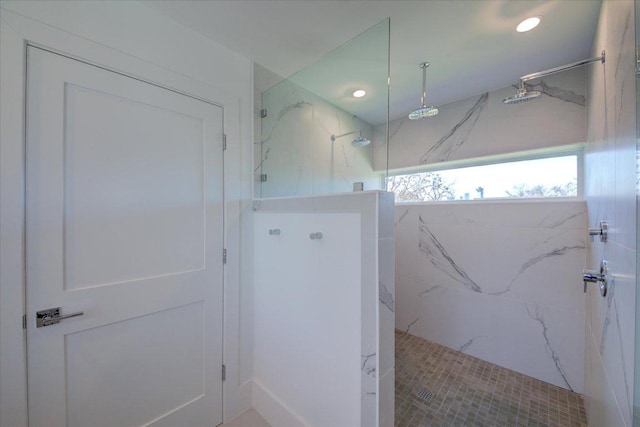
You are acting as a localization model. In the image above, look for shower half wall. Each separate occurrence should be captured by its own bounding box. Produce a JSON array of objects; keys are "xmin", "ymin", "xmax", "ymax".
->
[{"xmin": 253, "ymin": 191, "xmax": 395, "ymax": 427}]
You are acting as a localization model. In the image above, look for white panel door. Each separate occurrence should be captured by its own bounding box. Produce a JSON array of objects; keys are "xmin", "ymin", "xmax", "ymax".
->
[{"xmin": 26, "ymin": 46, "xmax": 224, "ymax": 427}]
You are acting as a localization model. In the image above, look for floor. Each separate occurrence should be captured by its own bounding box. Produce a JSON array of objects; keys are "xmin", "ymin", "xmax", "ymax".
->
[
  {"xmin": 224, "ymin": 331, "xmax": 589, "ymax": 427},
  {"xmin": 395, "ymin": 330, "xmax": 588, "ymax": 427},
  {"xmin": 221, "ymin": 408, "xmax": 271, "ymax": 427}
]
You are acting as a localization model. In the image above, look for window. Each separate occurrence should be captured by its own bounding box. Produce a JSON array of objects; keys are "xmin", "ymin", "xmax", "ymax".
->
[{"xmin": 387, "ymin": 155, "xmax": 578, "ymax": 202}]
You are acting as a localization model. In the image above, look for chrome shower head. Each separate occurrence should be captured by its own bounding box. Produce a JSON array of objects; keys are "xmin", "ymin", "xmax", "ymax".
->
[
  {"xmin": 331, "ymin": 129, "xmax": 371, "ymax": 147},
  {"xmin": 503, "ymin": 86, "xmax": 541, "ymax": 104},
  {"xmin": 409, "ymin": 62, "xmax": 439, "ymax": 120},
  {"xmin": 351, "ymin": 136, "xmax": 371, "ymax": 147},
  {"xmin": 409, "ymin": 106, "xmax": 439, "ymax": 119}
]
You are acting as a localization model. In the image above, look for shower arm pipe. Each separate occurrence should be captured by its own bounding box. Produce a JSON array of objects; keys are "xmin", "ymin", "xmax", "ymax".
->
[
  {"xmin": 519, "ymin": 50, "xmax": 605, "ymax": 83},
  {"xmin": 331, "ymin": 129, "xmax": 361, "ymax": 142},
  {"xmin": 419, "ymin": 62, "xmax": 429, "ymax": 107}
]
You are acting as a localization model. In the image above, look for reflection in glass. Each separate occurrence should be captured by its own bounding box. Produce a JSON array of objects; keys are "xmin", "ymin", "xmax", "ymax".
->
[{"xmin": 255, "ymin": 19, "xmax": 390, "ymax": 198}]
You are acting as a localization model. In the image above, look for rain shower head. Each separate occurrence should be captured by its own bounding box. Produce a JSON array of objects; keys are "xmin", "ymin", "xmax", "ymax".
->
[
  {"xmin": 409, "ymin": 62, "xmax": 438, "ymax": 120},
  {"xmin": 351, "ymin": 136, "xmax": 371, "ymax": 147},
  {"xmin": 331, "ymin": 130, "xmax": 371, "ymax": 147},
  {"xmin": 504, "ymin": 51, "xmax": 606, "ymax": 105},
  {"xmin": 502, "ymin": 85, "xmax": 541, "ymax": 104}
]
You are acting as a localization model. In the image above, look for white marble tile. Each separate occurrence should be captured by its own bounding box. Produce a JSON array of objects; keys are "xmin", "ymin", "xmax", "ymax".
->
[
  {"xmin": 379, "ymin": 369, "xmax": 394, "ymax": 427},
  {"xmin": 584, "ymin": 1, "xmax": 637, "ymax": 425},
  {"xmin": 585, "ymin": 323, "xmax": 629, "ymax": 427},
  {"xmin": 378, "ymin": 237, "xmax": 395, "ymax": 376},
  {"xmin": 394, "ymin": 202, "xmax": 586, "ymax": 391},
  {"xmin": 408, "ymin": 218, "xmax": 586, "ymax": 311},
  {"xmin": 362, "ymin": 237, "xmax": 378, "ymax": 384},
  {"xmin": 378, "ymin": 191, "xmax": 395, "ymax": 239},
  {"xmin": 256, "ymin": 74, "xmax": 379, "ymax": 198},
  {"xmin": 374, "ymin": 68, "xmax": 585, "ymax": 171},
  {"xmin": 361, "ymin": 371, "xmax": 377, "ymax": 427},
  {"xmin": 418, "ymin": 284, "xmax": 584, "ymax": 391},
  {"xmin": 598, "ymin": 243, "xmax": 636, "ymax": 427}
]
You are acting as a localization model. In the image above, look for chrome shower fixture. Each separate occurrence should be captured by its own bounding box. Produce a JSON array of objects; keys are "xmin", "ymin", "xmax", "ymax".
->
[
  {"xmin": 503, "ymin": 81, "xmax": 541, "ymax": 104},
  {"xmin": 504, "ymin": 50, "xmax": 605, "ymax": 105},
  {"xmin": 409, "ymin": 62, "xmax": 439, "ymax": 119},
  {"xmin": 331, "ymin": 129, "xmax": 371, "ymax": 147}
]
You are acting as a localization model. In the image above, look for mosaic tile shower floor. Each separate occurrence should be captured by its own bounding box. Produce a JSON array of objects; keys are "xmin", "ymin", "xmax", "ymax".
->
[{"xmin": 395, "ymin": 330, "xmax": 588, "ymax": 427}]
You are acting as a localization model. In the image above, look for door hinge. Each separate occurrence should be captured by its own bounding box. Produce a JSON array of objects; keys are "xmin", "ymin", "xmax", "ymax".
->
[
  {"xmin": 223, "ymin": 248, "xmax": 227, "ymax": 264},
  {"xmin": 22, "ymin": 314, "xmax": 27, "ymax": 330},
  {"xmin": 260, "ymin": 108, "xmax": 268, "ymax": 118},
  {"xmin": 222, "ymin": 364, "xmax": 226, "ymax": 382},
  {"xmin": 260, "ymin": 174, "xmax": 268, "ymax": 182},
  {"xmin": 222, "ymin": 134, "xmax": 227, "ymax": 151}
]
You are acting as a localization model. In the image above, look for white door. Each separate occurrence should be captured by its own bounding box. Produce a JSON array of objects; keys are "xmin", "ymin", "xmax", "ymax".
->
[{"xmin": 25, "ymin": 46, "xmax": 224, "ymax": 427}]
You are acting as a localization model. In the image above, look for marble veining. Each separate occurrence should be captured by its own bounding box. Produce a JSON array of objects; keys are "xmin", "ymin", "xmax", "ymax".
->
[
  {"xmin": 395, "ymin": 201, "xmax": 586, "ymax": 392},
  {"xmin": 613, "ymin": 297, "xmax": 632, "ymax": 417},
  {"xmin": 491, "ymin": 245, "xmax": 585, "ymax": 296},
  {"xmin": 458, "ymin": 336, "xmax": 485, "ymax": 353},
  {"xmin": 419, "ymin": 92, "xmax": 488, "ymax": 164},
  {"xmin": 538, "ymin": 211, "xmax": 584, "ymax": 229},
  {"xmin": 405, "ymin": 317, "xmax": 419, "ymax": 334},
  {"xmin": 523, "ymin": 81, "xmax": 585, "ymax": 106},
  {"xmin": 254, "ymin": 147, "xmax": 271, "ymax": 173},
  {"xmin": 418, "ymin": 284, "xmax": 440, "ymax": 296},
  {"xmin": 389, "ymin": 117, "xmax": 408, "ymax": 142},
  {"xmin": 613, "ymin": 11, "xmax": 632, "ymax": 80},
  {"xmin": 418, "ymin": 216, "xmax": 483, "ymax": 293},
  {"xmin": 362, "ymin": 352, "xmax": 376, "ymax": 378},
  {"xmin": 526, "ymin": 305, "xmax": 574, "ymax": 391},
  {"xmin": 395, "ymin": 208, "xmax": 409, "ymax": 227},
  {"xmin": 261, "ymin": 100, "xmax": 312, "ymax": 145},
  {"xmin": 599, "ymin": 278, "xmax": 615, "ymax": 354},
  {"xmin": 379, "ymin": 282, "xmax": 394, "ymax": 312}
]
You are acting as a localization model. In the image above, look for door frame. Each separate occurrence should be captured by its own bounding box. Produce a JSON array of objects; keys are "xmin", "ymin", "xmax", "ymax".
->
[{"xmin": 1, "ymin": 9, "xmax": 245, "ymax": 426}]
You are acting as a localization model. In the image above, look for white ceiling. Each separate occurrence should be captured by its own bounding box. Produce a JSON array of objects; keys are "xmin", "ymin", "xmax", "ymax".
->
[{"xmin": 147, "ymin": 0, "xmax": 601, "ymax": 124}]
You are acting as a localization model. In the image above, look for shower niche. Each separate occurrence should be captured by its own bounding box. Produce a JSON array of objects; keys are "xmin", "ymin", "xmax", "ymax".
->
[{"xmin": 254, "ymin": 19, "xmax": 390, "ymax": 198}]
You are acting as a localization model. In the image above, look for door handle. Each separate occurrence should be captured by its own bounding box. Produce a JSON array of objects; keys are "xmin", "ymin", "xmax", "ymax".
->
[{"xmin": 36, "ymin": 307, "xmax": 84, "ymax": 328}]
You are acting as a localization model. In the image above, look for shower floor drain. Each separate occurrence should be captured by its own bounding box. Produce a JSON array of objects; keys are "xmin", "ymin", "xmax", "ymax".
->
[{"xmin": 416, "ymin": 388, "xmax": 434, "ymax": 402}]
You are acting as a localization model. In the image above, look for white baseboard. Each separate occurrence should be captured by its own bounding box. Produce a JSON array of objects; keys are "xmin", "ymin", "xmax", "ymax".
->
[{"xmin": 251, "ymin": 380, "xmax": 309, "ymax": 427}]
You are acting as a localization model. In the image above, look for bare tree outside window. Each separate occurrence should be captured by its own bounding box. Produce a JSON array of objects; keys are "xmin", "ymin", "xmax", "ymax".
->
[
  {"xmin": 386, "ymin": 156, "xmax": 577, "ymax": 202},
  {"xmin": 505, "ymin": 179, "xmax": 577, "ymax": 198},
  {"xmin": 386, "ymin": 172, "xmax": 456, "ymax": 202}
]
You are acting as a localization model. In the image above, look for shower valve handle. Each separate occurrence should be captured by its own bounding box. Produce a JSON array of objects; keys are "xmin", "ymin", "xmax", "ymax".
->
[{"xmin": 582, "ymin": 260, "xmax": 608, "ymax": 297}]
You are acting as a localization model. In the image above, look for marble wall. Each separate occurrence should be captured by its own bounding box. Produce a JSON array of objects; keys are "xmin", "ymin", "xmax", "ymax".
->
[
  {"xmin": 254, "ymin": 64, "xmax": 381, "ymax": 198},
  {"xmin": 395, "ymin": 200, "xmax": 587, "ymax": 392},
  {"xmin": 253, "ymin": 191, "xmax": 395, "ymax": 427},
  {"xmin": 583, "ymin": 0, "xmax": 637, "ymax": 426},
  {"xmin": 374, "ymin": 68, "xmax": 586, "ymax": 171}
]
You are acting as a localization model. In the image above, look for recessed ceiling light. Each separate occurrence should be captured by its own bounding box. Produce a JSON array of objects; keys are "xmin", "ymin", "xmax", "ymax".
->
[
  {"xmin": 352, "ymin": 89, "xmax": 366, "ymax": 98},
  {"xmin": 517, "ymin": 16, "xmax": 541, "ymax": 33}
]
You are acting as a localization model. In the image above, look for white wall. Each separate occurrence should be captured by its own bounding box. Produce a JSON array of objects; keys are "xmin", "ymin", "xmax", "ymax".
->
[
  {"xmin": 375, "ymin": 68, "xmax": 587, "ymax": 171},
  {"xmin": 583, "ymin": 0, "xmax": 637, "ymax": 426},
  {"xmin": 0, "ymin": 1, "xmax": 254, "ymax": 424},
  {"xmin": 254, "ymin": 212, "xmax": 362, "ymax": 427},
  {"xmin": 395, "ymin": 200, "xmax": 587, "ymax": 392}
]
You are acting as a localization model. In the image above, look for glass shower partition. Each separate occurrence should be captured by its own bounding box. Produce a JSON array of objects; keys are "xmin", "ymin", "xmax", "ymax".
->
[
  {"xmin": 635, "ymin": 0, "xmax": 640, "ymax": 425},
  {"xmin": 255, "ymin": 18, "xmax": 390, "ymax": 198}
]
